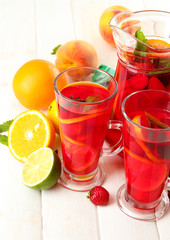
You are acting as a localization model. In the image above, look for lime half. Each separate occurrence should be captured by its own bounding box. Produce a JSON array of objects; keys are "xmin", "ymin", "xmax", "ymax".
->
[{"xmin": 22, "ymin": 147, "xmax": 61, "ymax": 190}]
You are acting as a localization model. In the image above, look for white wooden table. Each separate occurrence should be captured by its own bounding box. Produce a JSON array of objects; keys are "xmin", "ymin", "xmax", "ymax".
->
[{"xmin": 0, "ymin": 1, "xmax": 170, "ymax": 240}]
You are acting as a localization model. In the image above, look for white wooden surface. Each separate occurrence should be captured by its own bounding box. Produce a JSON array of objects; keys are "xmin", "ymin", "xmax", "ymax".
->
[{"xmin": 0, "ymin": 0, "xmax": 170, "ymax": 240}]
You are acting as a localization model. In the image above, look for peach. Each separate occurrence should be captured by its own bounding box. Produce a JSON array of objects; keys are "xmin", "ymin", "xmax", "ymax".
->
[
  {"xmin": 99, "ymin": 5, "xmax": 130, "ymax": 46},
  {"xmin": 54, "ymin": 40, "xmax": 98, "ymax": 72}
]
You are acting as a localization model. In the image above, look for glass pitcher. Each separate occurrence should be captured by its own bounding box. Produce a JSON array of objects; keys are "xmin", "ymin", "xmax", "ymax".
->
[{"xmin": 109, "ymin": 10, "xmax": 170, "ymax": 121}]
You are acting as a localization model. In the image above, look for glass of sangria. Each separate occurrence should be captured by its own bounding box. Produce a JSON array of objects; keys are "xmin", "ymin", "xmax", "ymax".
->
[
  {"xmin": 53, "ymin": 66, "xmax": 123, "ymax": 191},
  {"xmin": 117, "ymin": 89, "xmax": 170, "ymax": 221},
  {"xmin": 109, "ymin": 10, "xmax": 170, "ymax": 121}
]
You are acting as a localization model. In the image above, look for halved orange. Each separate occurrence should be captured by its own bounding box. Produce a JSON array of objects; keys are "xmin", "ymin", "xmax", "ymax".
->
[{"xmin": 8, "ymin": 110, "xmax": 55, "ymax": 162}]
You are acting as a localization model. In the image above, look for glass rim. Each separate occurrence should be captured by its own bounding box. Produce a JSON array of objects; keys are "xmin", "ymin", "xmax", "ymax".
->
[
  {"xmin": 109, "ymin": 9, "xmax": 170, "ymax": 52},
  {"xmin": 53, "ymin": 66, "xmax": 118, "ymax": 105},
  {"xmin": 121, "ymin": 89, "xmax": 170, "ymax": 132}
]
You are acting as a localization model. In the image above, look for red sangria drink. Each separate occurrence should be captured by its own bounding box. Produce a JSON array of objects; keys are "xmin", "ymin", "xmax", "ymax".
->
[
  {"xmin": 59, "ymin": 82, "xmax": 112, "ymax": 178},
  {"xmin": 117, "ymin": 90, "xmax": 170, "ymax": 221},
  {"xmin": 109, "ymin": 11, "xmax": 170, "ymax": 121},
  {"xmin": 54, "ymin": 67, "xmax": 123, "ymax": 191},
  {"xmin": 124, "ymin": 109, "xmax": 170, "ymax": 206}
]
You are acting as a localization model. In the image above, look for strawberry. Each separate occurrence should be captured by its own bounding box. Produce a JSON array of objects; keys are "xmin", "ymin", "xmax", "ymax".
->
[
  {"xmin": 128, "ymin": 74, "xmax": 149, "ymax": 90},
  {"xmin": 87, "ymin": 186, "xmax": 109, "ymax": 206},
  {"xmin": 148, "ymin": 77, "xmax": 166, "ymax": 91}
]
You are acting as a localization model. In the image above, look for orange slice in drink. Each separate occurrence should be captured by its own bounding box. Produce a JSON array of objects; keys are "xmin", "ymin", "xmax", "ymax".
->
[
  {"xmin": 124, "ymin": 147, "xmax": 163, "ymax": 166},
  {"xmin": 146, "ymin": 39, "xmax": 170, "ymax": 58},
  {"xmin": 59, "ymin": 111, "xmax": 104, "ymax": 124},
  {"xmin": 132, "ymin": 115, "xmax": 163, "ymax": 163},
  {"xmin": 125, "ymin": 147, "xmax": 168, "ymax": 192},
  {"xmin": 147, "ymin": 39, "xmax": 170, "ymax": 49},
  {"xmin": 62, "ymin": 134, "xmax": 97, "ymax": 173},
  {"xmin": 132, "ymin": 115, "xmax": 143, "ymax": 138},
  {"xmin": 132, "ymin": 114, "xmax": 150, "ymax": 141}
]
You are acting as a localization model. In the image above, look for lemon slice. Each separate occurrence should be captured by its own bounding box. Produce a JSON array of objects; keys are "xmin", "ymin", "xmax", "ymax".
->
[{"xmin": 22, "ymin": 147, "xmax": 61, "ymax": 190}]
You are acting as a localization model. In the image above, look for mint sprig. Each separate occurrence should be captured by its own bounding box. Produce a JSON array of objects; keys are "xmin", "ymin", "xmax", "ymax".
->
[
  {"xmin": 0, "ymin": 135, "xmax": 8, "ymax": 146},
  {"xmin": 135, "ymin": 27, "xmax": 148, "ymax": 51},
  {"xmin": 0, "ymin": 120, "xmax": 13, "ymax": 133},
  {"xmin": 0, "ymin": 120, "xmax": 13, "ymax": 146}
]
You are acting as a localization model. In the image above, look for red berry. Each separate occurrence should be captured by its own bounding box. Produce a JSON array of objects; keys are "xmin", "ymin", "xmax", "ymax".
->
[
  {"xmin": 148, "ymin": 77, "xmax": 166, "ymax": 91},
  {"xmin": 87, "ymin": 186, "xmax": 109, "ymax": 206},
  {"xmin": 128, "ymin": 74, "xmax": 149, "ymax": 90}
]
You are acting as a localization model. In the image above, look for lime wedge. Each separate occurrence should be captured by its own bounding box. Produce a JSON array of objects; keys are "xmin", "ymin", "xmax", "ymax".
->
[{"xmin": 22, "ymin": 147, "xmax": 61, "ymax": 190}]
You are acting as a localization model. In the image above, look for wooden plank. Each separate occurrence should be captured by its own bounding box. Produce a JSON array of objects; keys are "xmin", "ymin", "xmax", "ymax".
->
[
  {"xmin": 0, "ymin": 85, "xmax": 42, "ymax": 240},
  {"xmin": 0, "ymin": 0, "xmax": 37, "ymax": 85},
  {"xmin": 0, "ymin": 1, "xmax": 42, "ymax": 239},
  {"xmin": 71, "ymin": 0, "xmax": 117, "ymax": 69},
  {"xmin": 143, "ymin": 0, "xmax": 170, "ymax": 11},
  {"xmin": 157, "ymin": 210, "xmax": 170, "ymax": 240},
  {"xmin": 42, "ymin": 186, "xmax": 99, "ymax": 240},
  {"xmin": 35, "ymin": 0, "xmax": 75, "ymax": 63}
]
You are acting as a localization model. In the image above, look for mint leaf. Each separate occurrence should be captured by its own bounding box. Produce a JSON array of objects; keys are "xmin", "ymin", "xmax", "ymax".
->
[
  {"xmin": 135, "ymin": 27, "xmax": 148, "ymax": 51},
  {"xmin": 51, "ymin": 44, "xmax": 62, "ymax": 55},
  {"xmin": 85, "ymin": 95, "xmax": 102, "ymax": 103},
  {"xmin": 164, "ymin": 62, "xmax": 170, "ymax": 68},
  {"xmin": 145, "ymin": 112, "xmax": 169, "ymax": 129},
  {"xmin": 0, "ymin": 135, "xmax": 8, "ymax": 146},
  {"xmin": 0, "ymin": 120, "xmax": 13, "ymax": 146},
  {"xmin": 83, "ymin": 95, "xmax": 102, "ymax": 112},
  {"xmin": 0, "ymin": 120, "xmax": 13, "ymax": 133}
]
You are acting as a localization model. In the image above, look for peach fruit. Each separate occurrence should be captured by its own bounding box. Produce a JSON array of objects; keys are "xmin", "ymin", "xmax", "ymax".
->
[
  {"xmin": 99, "ymin": 5, "xmax": 130, "ymax": 46},
  {"xmin": 54, "ymin": 40, "xmax": 98, "ymax": 72}
]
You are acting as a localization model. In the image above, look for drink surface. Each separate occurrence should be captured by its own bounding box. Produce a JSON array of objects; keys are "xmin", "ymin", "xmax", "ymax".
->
[
  {"xmin": 58, "ymin": 82, "xmax": 112, "ymax": 177},
  {"xmin": 123, "ymin": 108, "xmax": 170, "ymax": 204}
]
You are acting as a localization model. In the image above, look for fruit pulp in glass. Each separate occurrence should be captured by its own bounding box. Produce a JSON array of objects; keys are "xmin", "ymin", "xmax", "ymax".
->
[
  {"xmin": 123, "ymin": 109, "xmax": 170, "ymax": 206},
  {"xmin": 113, "ymin": 42, "xmax": 170, "ymax": 121},
  {"xmin": 58, "ymin": 82, "xmax": 113, "ymax": 178}
]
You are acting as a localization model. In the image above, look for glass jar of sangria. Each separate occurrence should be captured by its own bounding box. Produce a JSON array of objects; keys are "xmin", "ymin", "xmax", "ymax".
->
[{"xmin": 109, "ymin": 10, "xmax": 170, "ymax": 121}]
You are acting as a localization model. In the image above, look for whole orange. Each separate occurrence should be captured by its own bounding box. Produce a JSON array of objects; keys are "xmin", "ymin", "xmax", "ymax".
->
[{"xmin": 13, "ymin": 59, "xmax": 58, "ymax": 110}]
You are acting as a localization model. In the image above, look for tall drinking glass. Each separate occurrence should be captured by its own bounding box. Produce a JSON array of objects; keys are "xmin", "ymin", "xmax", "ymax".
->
[
  {"xmin": 117, "ymin": 90, "xmax": 170, "ymax": 221},
  {"xmin": 54, "ymin": 67, "xmax": 123, "ymax": 191}
]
